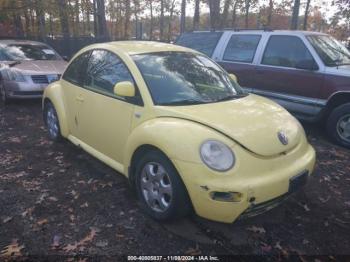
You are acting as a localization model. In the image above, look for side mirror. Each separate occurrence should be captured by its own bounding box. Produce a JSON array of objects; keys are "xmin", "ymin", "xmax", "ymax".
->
[
  {"xmin": 113, "ymin": 81, "xmax": 135, "ymax": 97},
  {"xmin": 229, "ymin": 73, "xmax": 238, "ymax": 82},
  {"xmin": 295, "ymin": 60, "xmax": 319, "ymax": 71}
]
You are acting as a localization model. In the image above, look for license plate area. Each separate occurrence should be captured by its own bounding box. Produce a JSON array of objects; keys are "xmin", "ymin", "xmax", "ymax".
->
[{"xmin": 289, "ymin": 171, "xmax": 309, "ymax": 193}]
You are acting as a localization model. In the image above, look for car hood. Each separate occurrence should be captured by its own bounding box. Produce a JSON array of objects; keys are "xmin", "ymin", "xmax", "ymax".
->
[
  {"xmin": 325, "ymin": 65, "xmax": 350, "ymax": 77},
  {"xmin": 9, "ymin": 60, "xmax": 67, "ymax": 75},
  {"xmin": 154, "ymin": 94, "xmax": 302, "ymax": 157}
]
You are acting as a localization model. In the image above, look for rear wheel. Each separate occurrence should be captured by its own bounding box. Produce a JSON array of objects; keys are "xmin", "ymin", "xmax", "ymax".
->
[
  {"xmin": 44, "ymin": 102, "xmax": 62, "ymax": 141},
  {"xmin": 135, "ymin": 150, "xmax": 192, "ymax": 221},
  {"xmin": 327, "ymin": 103, "xmax": 350, "ymax": 149}
]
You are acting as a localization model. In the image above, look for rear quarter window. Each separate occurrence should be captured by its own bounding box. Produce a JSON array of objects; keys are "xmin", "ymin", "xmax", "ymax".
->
[{"xmin": 176, "ymin": 32, "xmax": 223, "ymax": 57}]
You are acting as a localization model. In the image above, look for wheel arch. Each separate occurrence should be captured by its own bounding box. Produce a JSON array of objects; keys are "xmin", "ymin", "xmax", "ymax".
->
[
  {"xmin": 323, "ymin": 92, "xmax": 350, "ymax": 120},
  {"xmin": 42, "ymin": 83, "xmax": 69, "ymax": 137}
]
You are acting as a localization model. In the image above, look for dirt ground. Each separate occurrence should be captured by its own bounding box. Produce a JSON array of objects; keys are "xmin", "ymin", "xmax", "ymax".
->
[{"xmin": 0, "ymin": 100, "xmax": 349, "ymax": 260}]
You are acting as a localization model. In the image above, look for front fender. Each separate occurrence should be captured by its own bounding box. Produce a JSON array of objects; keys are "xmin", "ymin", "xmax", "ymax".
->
[
  {"xmin": 42, "ymin": 82, "xmax": 69, "ymax": 137},
  {"xmin": 123, "ymin": 117, "xmax": 236, "ymax": 176}
]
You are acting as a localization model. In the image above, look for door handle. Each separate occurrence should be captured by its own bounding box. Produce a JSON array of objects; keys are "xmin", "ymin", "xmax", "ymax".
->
[{"xmin": 76, "ymin": 95, "xmax": 84, "ymax": 102}]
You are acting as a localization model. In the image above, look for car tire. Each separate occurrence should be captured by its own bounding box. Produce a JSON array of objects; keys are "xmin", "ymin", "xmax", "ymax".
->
[
  {"xmin": 44, "ymin": 102, "xmax": 62, "ymax": 142},
  {"xmin": 135, "ymin": 150, "xmax": 192, "ymax": 221},
  {"xmin": 327, "ymin": 103, "xmax": 350, "ymax": 149},
  {"xmin": 0, "ymin": 82, "xmax": 9, "ymax": 105}
]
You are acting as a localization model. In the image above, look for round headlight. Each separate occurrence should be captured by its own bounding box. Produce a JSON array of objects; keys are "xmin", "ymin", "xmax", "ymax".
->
[{"xmin": 200, "ymin": 140, "xmax": 235, "ymax": 172}]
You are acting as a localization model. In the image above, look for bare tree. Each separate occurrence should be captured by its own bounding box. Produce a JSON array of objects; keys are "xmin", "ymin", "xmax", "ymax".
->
[
  {"xmin": 56, "ymin": 0, "xmax": 71, "ymax": 54},
  {"xmin": 125, "ymin": 0, "xmax": 131, "ymax": 39},
  {"xmin": 303, "ymin": 0, "xmax": 311, "ymax": 30},
  {"xmin": 208, "ymin": 0, "xmax": 220, "ymax": 30},
  {"xmin": 231, "ymin": 0, "xmax": 239, "ymax": 28},
  {"xmin": 160, "ymin": 0, "xmax": 165, "ymax": 40},
  {"xmin": 267, "ymin": 0, "xmax": 273, "ymax": 26},
  {"xmin": 36, "ymin": 0, "xmax": 46, "ymax": 41},
  {"xmin": 94, "ymin": 0, "xmax": 109, "ymax": 40},
  {"xmin": 168, "ymin": 0, "xmax": 176, "ymax": 41},
  {"xmin": 180, "ymin": 0, "xmax": 186, "ymax": 33},
  {"xmin": 193, "ymin": 0, "xmax": 200, "ymax": 31},
  {"xmin": 244, "ymin": 0, "xmax": 251, "ymax": 28},
  {"xmin": 149, "ymin": 0, "xmax": 154, "ymax": 39},
  {"xmin": 291, "ymin": 0, "xmax": 300, "ymax": 30},
  {"xmin": 221, "ymin": 0, "xmax": 232, "ymax": 29}
]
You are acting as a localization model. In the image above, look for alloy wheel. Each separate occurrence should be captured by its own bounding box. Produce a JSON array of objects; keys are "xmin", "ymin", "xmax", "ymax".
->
[
  {"xmin": 46, "ymin": 106, "xmax": 59, "ymax": 139},
  {"xmin": 337, "ymin": 114, "xmax": 350, "ymax": 143},
  {"xmin": 140, "ymin": 162, "xmax": 173, "ymax": 213}
]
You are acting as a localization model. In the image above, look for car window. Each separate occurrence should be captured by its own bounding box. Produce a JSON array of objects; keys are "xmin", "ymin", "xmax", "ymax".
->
[
  {"xmin": 84, "ymin": 50, "xmax": 135, "ymax": 100},
  {"xmin": 262, "ymin": 35, "xmax": 315, "ymax": 68},
  {"xmin": 176, "ymin": 32, "xmax": 223, "ymax": 56},
  {"xmin": 223, "ymin": 34, "xmax": 261, "ymax": 63},
  {"xmin": 0, "ymin": 44, "xmax": 61, "ymax": 61},
  {"xmin": 62, "ymin": 51, "xmax": 91, "ymax": 86}
]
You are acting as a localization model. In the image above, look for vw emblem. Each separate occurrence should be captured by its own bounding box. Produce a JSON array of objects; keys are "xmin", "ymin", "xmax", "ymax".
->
[{"xmin": 278, "ymin": 131, "xmax": 289, "ymax": 145}]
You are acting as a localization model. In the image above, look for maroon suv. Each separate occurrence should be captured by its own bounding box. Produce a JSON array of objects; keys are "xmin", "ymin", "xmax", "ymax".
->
[{"xmin": 177, "ymin": 30, "xmax": 350, "ymax": 148}]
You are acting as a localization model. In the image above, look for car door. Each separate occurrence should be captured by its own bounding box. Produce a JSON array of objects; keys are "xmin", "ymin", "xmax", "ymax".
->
[
  {"xmin": 217, "ymin": 34, "xmax": 262, "ymax": 89},
  {"xmin": 61, "ymin": 51, "xmax": 91, "ymax": 136},
  {"xmin": 253, "ymin": 35, "xmax": 324, "ymax": 117},
  {"xmin": 75, "ymin": 49, "xmax": 140, "ymax": 164}
]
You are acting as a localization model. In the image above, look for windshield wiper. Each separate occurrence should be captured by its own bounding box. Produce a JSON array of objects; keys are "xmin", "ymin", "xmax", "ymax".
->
[
  {"xmin": 159, "ymin": 99, "xmax": 210, "ymax": 106},
  {"xmin": 215, "ymin": 93, "xmax": 247, "ymax": 102},
  {"xmin": 8, "ymin": 61, "xmax": 21, "ymax": 67}
]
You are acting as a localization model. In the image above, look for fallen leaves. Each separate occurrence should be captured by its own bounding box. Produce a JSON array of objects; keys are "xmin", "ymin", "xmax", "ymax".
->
[
  {"xmin": 184, "ymin": 244, "xmax": 201, "ymax": 256},
  {"xmin": 2, "ymin": 216, "xmax": 13, "ymax": 224},
  {"xmin": 37, "ymin": 218, "xmax": 48, "ymax": 226},
  {"xmin": 62, "ymin": 227, "xmax": 98, "ymax": 253},
  {"xmin": 0, "ymin": 239, "xmax": 24, "ymax": 258}
]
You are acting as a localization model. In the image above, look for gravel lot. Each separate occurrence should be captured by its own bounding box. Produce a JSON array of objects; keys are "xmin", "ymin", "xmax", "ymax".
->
[{"xmin": 0, "ymin": 100, "xmax": 349, "ymax": 259}]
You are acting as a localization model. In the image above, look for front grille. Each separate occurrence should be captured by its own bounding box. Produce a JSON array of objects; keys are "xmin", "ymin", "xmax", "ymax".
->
[
  {"xmin": 13, "ymin": 91, "xmax": 43, "ymax": 96},
  {"xmin": 31, "ymin": 75, "xmax": 49, "ymax": 84}
]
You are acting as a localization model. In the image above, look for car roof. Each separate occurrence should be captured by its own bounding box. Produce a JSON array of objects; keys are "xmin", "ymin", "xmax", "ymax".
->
[
  {"xmin": 0, "ymin": 39, "xmax": 49, "ymax": 46},
  {"xmin": 87, "ymin": 41, "xmax": 198, "ymax": 55},
  {"xmin": 188, "ymin": 30, "xmax": 328, "ymax": 36}
]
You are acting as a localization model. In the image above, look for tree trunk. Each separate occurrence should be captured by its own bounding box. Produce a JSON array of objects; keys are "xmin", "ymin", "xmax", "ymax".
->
[
  {"xmin": 13, "ymin": 13, "xmax": 24, "ymax": 38},
  {"xmin": 180, "ymin": 0, "xmax": 186, "ymax": 33},
  {"xmin": 303, "ymin": 0, "xmax": 311, "ymax": 30},
  {"xmin": 95, "ymin": 0, "xmax": 109, "ymax": 41},
  {"xmin": 24, "ymin": 8, "xmax": 31, "ymax": 37},
  {"xmin": 159, "ymin": 0, "xmax": 165, "ymax": 40},
  {"xmin": 168, "ymin": 0, "xmax": 176, "ymax": 42},
  {"xmin": 125, "ymin": 0, "xmax": 131, "ymax": 39},
  {"xmin": 74, "ymin": 0, "xmax": 80, "ymax": 37},
  {"xmin": 36, "ymin": 0, "xmax": 46, "ymax": 41},
  {"xmin": 244, "ymin": 0, "xmax": 250, "ymax": 29},
  {"xmin": 208, "ymin": 0, "xmax": 220, "ymax": 30},
  {"xmin": 267, "ymin": 0, "xmax": 273, "ymax": 26},
  {"xmin": 193, "ymin": 0, "xmax": 200, "ymax": 31},
  {"xmin": 221, "ymin": 0, "xmax": 232, "ymax": 29},
  {"xmin": 149, "ymin": 0, "xmax": 153, "ymax": 40},
  {"xmin": 291, "ymin": 0, "xmax": 300, "ymax": 30},
  {"xmin": 56, "ymin": 0, "xmax": 71, "ymax": 56},
  {"xmin": 231, "ymin": 1, "xmax": 238, "ymax": 28}
]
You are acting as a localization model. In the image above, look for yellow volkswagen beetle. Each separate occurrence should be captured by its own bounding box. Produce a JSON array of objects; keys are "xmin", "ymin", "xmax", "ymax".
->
[{"xmin": 42, "ymin": 41, "xmax": 316, "ymax": 223}]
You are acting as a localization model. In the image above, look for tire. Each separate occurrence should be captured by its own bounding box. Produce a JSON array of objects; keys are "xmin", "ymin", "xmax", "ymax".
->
[
  {"xmin": 44, "ymin": 102, "xmax": 62, "ymax": 142},
  {"xmin": 0, "ymin": 82, "xmax": 9, "ymax": 105},
  {"xmin": 135, "ymin": 150, "xmax": 192, "ymax": 221},
  {"xmin": 326, "ymin": 103, "xmax": 350, "ymax": 149}
]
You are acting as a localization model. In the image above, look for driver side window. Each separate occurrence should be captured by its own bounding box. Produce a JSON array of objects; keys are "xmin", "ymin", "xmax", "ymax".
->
[{"xmin": 84, "ymin": 50, "xmax": 134, "ymax": 100}]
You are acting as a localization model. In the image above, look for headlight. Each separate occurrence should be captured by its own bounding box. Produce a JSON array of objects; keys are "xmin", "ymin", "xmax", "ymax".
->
[
  {"xmin": 3, "ymin": 69, "xmax": 26, "ymax": 82},
  {"xmin": 200, "ymin": 140, "xmax": 235, "ymax": 171}
]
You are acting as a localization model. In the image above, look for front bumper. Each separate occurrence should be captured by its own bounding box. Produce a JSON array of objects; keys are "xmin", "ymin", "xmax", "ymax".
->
[
  {"xmin": 4, "ymin": 80, "xmax": 48, "ymax": 99},
  {"xmin": 172, "ymin": 140, "xmax": 316, "ymax": 223}
]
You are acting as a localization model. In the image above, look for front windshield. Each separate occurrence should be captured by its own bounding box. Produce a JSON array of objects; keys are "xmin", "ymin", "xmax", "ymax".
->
[
  {"xmin": 132, "ymin": 52, "xmax": 244, "ymax": 106},
  {"xmin": 307, "ymin": 35, "xmax": 350, "ymax": 67},
  {"xmin": 0, "ymin": 44, "xmax": 61, "ymax": 61}
]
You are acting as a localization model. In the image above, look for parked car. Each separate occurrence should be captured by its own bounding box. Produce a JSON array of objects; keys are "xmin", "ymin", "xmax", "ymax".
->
[
  {"xmin": 42, "ymin": 41, "xmax": 315, "ymax": 223},
  {"xmin": 176, "ymin": 30, "xmax": 350, "ymax": 148},
  {"xmin": 0, "ymin": 39, "xmax": 67, "ymax": 103}
]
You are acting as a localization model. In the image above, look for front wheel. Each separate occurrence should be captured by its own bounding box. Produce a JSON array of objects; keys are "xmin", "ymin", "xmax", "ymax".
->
[
  {"xmin": 44, "ymin": 102, "xmax": 62, "ymax": 142},
  {"xmin": 135, "ymin": 151, "xmax": 192, "ymax": 221},
  {"xmin": 0, "ymin": 82, "xmax": 8, "ymax": 105},
  {"xmin": 327, "ymin": 103, "xmax": 350, "ymax": 149}
]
